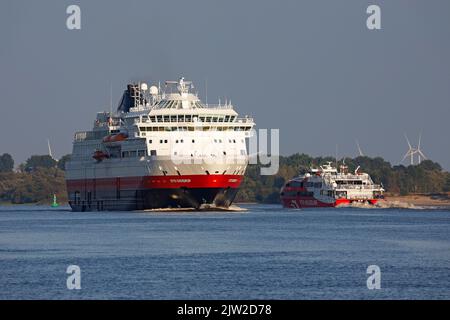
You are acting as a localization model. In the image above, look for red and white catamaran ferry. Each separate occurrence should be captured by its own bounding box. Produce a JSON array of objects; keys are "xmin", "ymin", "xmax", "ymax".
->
[
  {"xmin": 65, "ymin": 77, "xmax": 254, "ymax": 211},
  {"xmin": 280, "ymin": 162, "xmax": 384, "ymax": 208}
]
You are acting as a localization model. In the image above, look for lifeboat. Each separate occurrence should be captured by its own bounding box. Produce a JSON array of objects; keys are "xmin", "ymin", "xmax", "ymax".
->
[
  {"xmin": 102, "ymin": 132, "xmax": 128, "ymax": 143},
  {"xmin": 93, "ymin": 150, "xmax": 109, "ymax": 161}
]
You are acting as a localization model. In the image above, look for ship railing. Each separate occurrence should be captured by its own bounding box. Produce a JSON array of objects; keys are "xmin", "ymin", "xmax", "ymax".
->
[
  {"xmin": 203, "ymin": 104, "xmax": 234, "ymax": 110},
  {"xmin": 74, "ymin": 130, "xmax": 109, "ymax": 141},
  {"xmin": 335, "ymin": 184, "xmax": 383, "ymax": 190},
  {"xmin": 136, "ymin": 118, "xmax": 254, "ymax": 125}
]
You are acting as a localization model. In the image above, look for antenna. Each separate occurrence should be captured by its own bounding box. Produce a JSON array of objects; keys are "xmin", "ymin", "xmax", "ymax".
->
[
  {"xmin": 205, "ymin": 78, "xmax": 208, "ymax": 106},
  {"xmin": 109, "ymin": 82, "xmax": 113, "ymax": 116},
  {"xmin": 335, "ymin": 144, "xmax": 338, "ymax": 168}
]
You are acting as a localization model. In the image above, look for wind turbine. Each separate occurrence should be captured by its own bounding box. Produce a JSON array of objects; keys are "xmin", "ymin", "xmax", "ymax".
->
[
  {"xmin": 401, "ymin": 133, "xmax": 428, "ymax": 165},
  {"xmin": 402, "ymin": 134, "xmax": 416, "ymax": 165},
  {"xmin": 416, "ymin": 132, "xmax": 427, "ymax": 164}
]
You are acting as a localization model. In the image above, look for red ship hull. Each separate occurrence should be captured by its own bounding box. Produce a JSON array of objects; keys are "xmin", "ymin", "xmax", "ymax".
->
[
  {"xmin": 281, "ymin": 197, "xmax": 379, "ymax": 208},
  {"xmin": 66, "ymin": 174, "xmax": 242, "ymax": 211}
]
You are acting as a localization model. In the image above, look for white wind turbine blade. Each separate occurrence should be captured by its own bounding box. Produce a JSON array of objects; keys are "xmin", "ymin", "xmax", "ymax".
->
[
  {"xmin": 356, "ymin": 139, "xmax": 364, "ymax": 157},
  {"xmin": 404, "ymin": 133, "xmax": 412, "ymax": 149},
  {"xmin": 417, "ymin": 149, "xmax": 427, "ymax": 160},
  {"xmin": 402, "ymin": 150, "xmax": 411, "ymax": 162},
  {"xmin": 417, "ymin": 131, "xmax": 422, "ymax": 150}
]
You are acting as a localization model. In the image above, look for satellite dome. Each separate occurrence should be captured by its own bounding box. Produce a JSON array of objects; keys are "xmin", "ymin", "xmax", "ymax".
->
[{"xmin": 149, "ymin": 86, "xmax": 159, "ymax": 95}]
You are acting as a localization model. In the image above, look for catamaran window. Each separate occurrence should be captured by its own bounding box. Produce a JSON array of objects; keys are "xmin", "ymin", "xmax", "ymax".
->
[
  {"xmin": 212, "ymin": 117, "xmax": 218, "ymax": 122},
  {"xmin": 206, "ymin": 117, "xmax": 211, "ymax": 122},
  {"xmin": 138, "ymin": 150, "xmax": 146, "ymax": 157},
  {"xmin": 218, "ymin": 117, "xmax": 224, "ymax": 122},
  {"xmin": 199, "ymin": 116, "xmax": 205, "ymax": 122},
  {"xmin": 156, "ymin": 116, "xmax": 162, "ymax": 122},
  {"xmin": 289, "ymin": 181, "xmax": 302, "ymax": 188},
  {"xmin": 129, "ymin": 151, "xmax": 137, "ymax": 157},
  {"xmin": 149, "ymin": 140, "xmax": 152, "ymax": 144},
  {"xmin": 164, "ymin": 140, "xmax": 168, "ymax": 143},
  {"xmin": 185, "ymin": 115, "xmax": 192, "ymax": 122},
  {"xmin": 160, "ymin": 139, "xmax": 163, "ymax": 143},
  {"xmin": 178, "ymin": 115, "xmax": 185, "ymax": 122},
  {"xmin": 163, "ymin": 116, "xmax": 170, "ymax": 122},
  {"xmin": 192, "ymin": 139, "xmax": 195, "ymax": 143},
  {"xmin": 170, "ymin": 116, "xmax": 177, "ymax": 122},
  {"xmin": 150, "ymin": 150, "xmax": 157, "ymax": 156},
  {"xmin": 150, "ymin": 116, "xmax": 156, "ymax": 122},
  {"xmin": 224, "ymin": 116, "xmax": 230, "ymax": 122}
]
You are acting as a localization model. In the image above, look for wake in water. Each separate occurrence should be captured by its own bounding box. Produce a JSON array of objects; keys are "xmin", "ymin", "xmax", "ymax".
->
[
  {"xmin": 337, "ymin": 200, "xmax": 427, "ymax": 210},
  {"xmin": 143, "ymin": 204, "xmax": 247, "ymax": 213}
]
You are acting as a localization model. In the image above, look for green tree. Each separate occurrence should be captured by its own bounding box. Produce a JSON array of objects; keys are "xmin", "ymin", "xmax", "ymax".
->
[
  {"xmin": 25, "ymin": 155, "xmax": 57, "ymax": 172},
  {"xmin": 0, "ymin": 153, "xmax": 14, "ymax": 172}
]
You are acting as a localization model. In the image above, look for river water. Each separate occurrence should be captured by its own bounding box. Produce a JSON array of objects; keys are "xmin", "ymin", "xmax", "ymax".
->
[{"xmin": 0, "ymin": 204, "xmax": 449, "ymax": 299}]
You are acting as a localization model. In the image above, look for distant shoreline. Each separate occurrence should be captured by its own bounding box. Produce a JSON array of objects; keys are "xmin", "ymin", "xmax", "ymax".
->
[{"xmin": 385, "ymin": 193, "xmax": 450, "ymax": 208}]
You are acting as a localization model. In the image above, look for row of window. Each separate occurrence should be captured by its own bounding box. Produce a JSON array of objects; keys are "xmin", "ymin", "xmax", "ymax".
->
[
  {"xmin": 156, "ymin": 100, "xmax": 205, "ymax": 109},
  {"xmin": 148, "ymin": 138, "xmax": 242, "ymax": 144},
  {"xmin": 139, "ymin": 126, "xmax": 251, "ymax": 132},
  {"xmin": 145, "ymin": 115, "xmax": 237, "ymax": 123},
  {"xmin": 281, "ymin": 191, "xmax": 314, "ymax": 197},
  {"xmin": 286, "ymin": 181, "xmax": 322, "ymax": 189},
  {"xmin": 122, "ymin": 150, "xmax": 146, "ymax": 158}
]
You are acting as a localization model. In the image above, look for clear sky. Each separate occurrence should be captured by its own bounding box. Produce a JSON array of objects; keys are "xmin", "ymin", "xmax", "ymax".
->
[{"xmin": 1, "ymin": 0, "xmax": 449, "ymax": 170}]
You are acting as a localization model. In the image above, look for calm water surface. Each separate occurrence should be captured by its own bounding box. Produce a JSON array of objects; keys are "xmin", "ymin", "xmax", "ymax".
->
[{"xmin": 0, "ymin": 204, "xmax": 449, "ymax": 299}]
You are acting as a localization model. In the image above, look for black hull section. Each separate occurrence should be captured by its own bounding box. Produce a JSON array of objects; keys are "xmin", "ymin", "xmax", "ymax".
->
[{"xmin": 68, "ymin": 187, "xmax": 239, "ymax": 212}]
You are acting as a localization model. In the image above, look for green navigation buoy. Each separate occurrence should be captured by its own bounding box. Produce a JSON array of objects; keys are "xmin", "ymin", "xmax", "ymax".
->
[{"xmin": 51, "ymin": 193, "xmax": 59, "ymax": 208}]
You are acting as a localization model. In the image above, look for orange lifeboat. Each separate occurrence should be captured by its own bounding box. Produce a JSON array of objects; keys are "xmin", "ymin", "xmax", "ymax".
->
[
  {"xmin": 110, "ymin": 132, "xmax": 128, "ymax": 142},
  {"xmin": 102, "ymin": 132, "xmax": 128, "ymax": 143}
]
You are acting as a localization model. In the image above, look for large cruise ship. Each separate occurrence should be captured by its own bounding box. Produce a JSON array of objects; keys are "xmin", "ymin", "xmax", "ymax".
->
[
  {"xmin": 280, "ymin": 162, "xmax": 384, "ymax": 208},
  {"xmin": 65, "ymin": 77, "xmax": 255, "ymax": 211}
]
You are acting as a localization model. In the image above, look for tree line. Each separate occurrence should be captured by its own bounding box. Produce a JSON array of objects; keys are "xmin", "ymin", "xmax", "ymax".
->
[{"xmin": 0, "ymin": 152, "xmax": 449, "ymax": 205}]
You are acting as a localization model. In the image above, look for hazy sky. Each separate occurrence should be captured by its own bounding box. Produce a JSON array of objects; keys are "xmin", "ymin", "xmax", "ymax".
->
[{"xmin": 1, "ymin": 0, "xmax": 450, "ymax": 170}]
